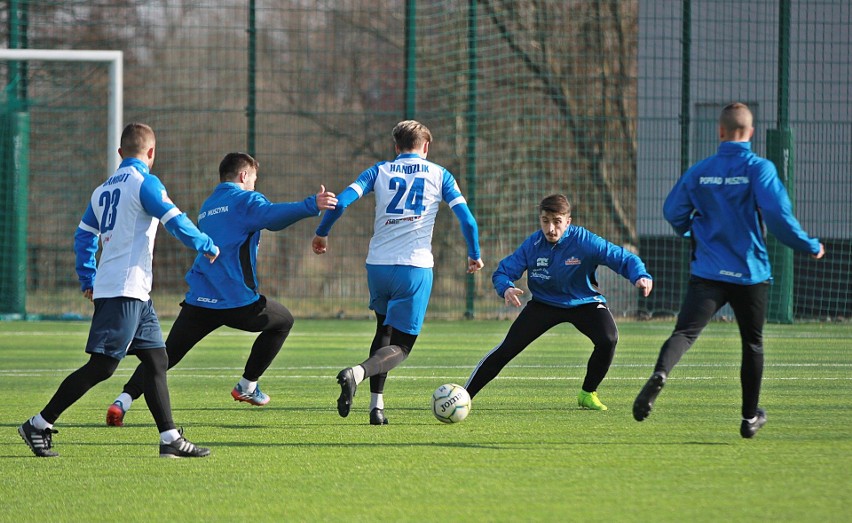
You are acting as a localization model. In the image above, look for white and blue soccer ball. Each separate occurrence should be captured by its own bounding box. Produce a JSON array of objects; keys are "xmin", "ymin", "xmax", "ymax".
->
[{"xmin": 431, "ymin": 383, "xmax": 472, "ymax": 423}]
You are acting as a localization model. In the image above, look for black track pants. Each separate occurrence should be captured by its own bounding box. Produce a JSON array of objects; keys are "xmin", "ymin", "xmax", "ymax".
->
[{"xmin": 465, "ymin": 300, "xmax": 619, "ymax": 398}]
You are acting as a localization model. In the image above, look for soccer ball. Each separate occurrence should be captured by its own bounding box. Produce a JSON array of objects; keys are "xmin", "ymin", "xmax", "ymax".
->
[{"xmin": 431, "ymin": 383, "xmax": 472, "ymax": 423}]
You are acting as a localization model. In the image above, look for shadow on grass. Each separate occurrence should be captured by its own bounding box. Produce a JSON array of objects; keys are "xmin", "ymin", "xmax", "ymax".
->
[{"xmin": 1, "ymin": 437, "xmax": 731, "ymax": 459}]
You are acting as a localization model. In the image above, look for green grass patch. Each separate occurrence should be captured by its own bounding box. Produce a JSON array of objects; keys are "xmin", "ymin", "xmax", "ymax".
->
[{"xmin": 0, "ymin": 319, "xmax": 849, "ymax": 521}]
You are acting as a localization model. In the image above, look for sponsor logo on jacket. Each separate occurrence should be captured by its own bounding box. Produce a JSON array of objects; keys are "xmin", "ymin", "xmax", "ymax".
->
[
  {"xmin": 700, "ymin": 176, "xmax": 749, "ymax": 185},
  {"xmin": 529, "ymin": 269, "xmax": 551, "ymax": 281},
  {"xmin": 199, "ymin": 205, "xmax": 229, "ymax": 220}
]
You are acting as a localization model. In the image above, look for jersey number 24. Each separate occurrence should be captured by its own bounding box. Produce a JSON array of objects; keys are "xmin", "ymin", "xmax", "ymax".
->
[{"xmin": 386, "ymin": 176, "xmax": 425, "ymax": 215}]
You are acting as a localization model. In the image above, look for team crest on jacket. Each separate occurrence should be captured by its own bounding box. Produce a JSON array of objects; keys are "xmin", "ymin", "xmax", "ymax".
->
[
  {"xmin": 536, "ymin": 257, "xmax": 549, "ymax": 267},
  {"xmin": 565, "ymin": 257, "xmax": 581, "ymax": 265}
]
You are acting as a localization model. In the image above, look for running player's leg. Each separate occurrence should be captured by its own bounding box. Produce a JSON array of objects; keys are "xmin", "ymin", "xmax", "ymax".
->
[
  {"xmin": 363, "ymin": 314, "xmax": 392, "ymax": 424},
  {"xmin": 122, "ymin": 302, "xmax": 221, "ymax": 401},
  {"xmin": 135, "ymin": 347, "xmax": 209, "ymax": 457},
  {"xmin": 21, "ymin": 297, "xmax": 141, "ymax": 456},
  {"xmin": 226, "ymin": 296, "xmax": 294, "ymax": 405},
  {"xmin": 728, "ymin": 282, "xmax": 769, "ymax": 420},
  {"xmin": 368, "ymin": 313, "xmax": 392, "ymax": 395},
  {"xmin": 359, "ymin": 328, "xmax": 417, "ymax": 377},
  {"xmin": 465, "ymin": 300, "xmax": 561, "ymax": 398},
  {"xmin": 228, "ymin": 296, "xmax": 294, "ymax": 382},
  {"xmin": 108, "ymin": 302, "xmax": 222, "ymax": 425},
  {"xmin": 654, "ymin": 277, "xmax": 727, "ymax": 374},
  {"xmin": 634, "ymin": 277, "xmax": 726, "ymax": 421},
  {"xmin": 42, "ymin": 354, "xmax": 121, "ymax": 424},
  {"xmin": 357, "ymin": 326, "xmax": 417, "ymax": 425},
  {"xmin": 336, "ymin": 265, "xmax": 429, "ymax": 419},
  {"xmin": 134, "ymin": 348, "xmax": 174, "ymax": 433},
  {"xmin": 21, "ymin": 352, "xmax": 119, "ymax": 457},
  {"xmin": 127, "ymin": 299, "xmax": 174, "ymax": 433},
  {"xmin": 131, "ymin": 300, "xmax": 209, "ymax": 457},
  {"xmin": 49, "ymin": 297, "xmax": 139, "ymax": 421},
  {"xmin": 359, "ymin": 266, "xmax": 429, "ymax": 375}
]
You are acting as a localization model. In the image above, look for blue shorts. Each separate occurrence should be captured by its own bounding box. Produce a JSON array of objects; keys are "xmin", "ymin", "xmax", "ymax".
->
[
  {"xmin": 85, "ymin": 297, "xmax": 165, "ymax": 360},
  {"xmin": 366, "ymin": 264, "xmax": 433, "ymax": 335}
]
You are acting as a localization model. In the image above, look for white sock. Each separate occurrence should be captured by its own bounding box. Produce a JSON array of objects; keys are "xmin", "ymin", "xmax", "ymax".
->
[
  {"xmin": 115, "ymin": 392, "xmax": 133, "ymax": 412},
  {"xmin": 238, "ymin": 377, "xmax": 257, "ymax": 393},
  {"xmin": 352, "ymin": 365, "xmax": 366, "ymax": 385},
  {"xmin": 370, "ymin": 393, "xmax": 384, "ymax": 410},
  {"xmin": 30, "ymin": 413, "xmax": 52, "ymax": 430},
  {"xmin": 160, "ymin": 429, "xmax": 182, "ymax": 444}
]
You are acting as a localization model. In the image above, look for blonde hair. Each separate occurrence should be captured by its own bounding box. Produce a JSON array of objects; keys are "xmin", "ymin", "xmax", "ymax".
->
[{"xmin": 392, "ymin": 120, "xmax": 432, "ymax": 152}]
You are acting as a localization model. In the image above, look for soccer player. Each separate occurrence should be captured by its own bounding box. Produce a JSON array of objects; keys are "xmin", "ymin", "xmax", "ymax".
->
[
  {"xmin": 632, "ymin": 102, "xmax": 825, "ymax": 437},
  {"xmin": 105, "ymin": 152, "xmax": 337, "ymax": 426},
  {"xmin": 312, "ymin": 120, "xmax": 483, "ymax": 425},
  {"xmin": 464, "ymin": 194, "xmax": 653, "ymax": 410},
  {"xmin": 18, "ymin": 123, "xmax": 219, "ymax": 458}
]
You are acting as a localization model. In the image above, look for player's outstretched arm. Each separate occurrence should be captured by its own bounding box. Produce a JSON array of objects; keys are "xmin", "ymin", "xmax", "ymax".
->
[
  {"xmin": 313, "ymin": 186, "xmax": 361, "ymax": 246},
  {"xmin": 162, "ymin": 212, "xmax": 219, "ymax": 263},
  {"xmin": 254, "ymin": 185, "xmax": 338, "ymax": 232},
  {"xmin": 139, "ymin": 176, "xmax": 218, "ymax": 261},
  {"xmin": 315, "ymin": 185, "xmax": 337, "ymax": 211}
]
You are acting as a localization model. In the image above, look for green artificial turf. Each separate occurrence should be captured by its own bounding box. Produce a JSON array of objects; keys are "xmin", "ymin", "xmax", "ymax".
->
[{"xmin": 0, "ymin": 319, "xmax": 849, "ymax": 522}]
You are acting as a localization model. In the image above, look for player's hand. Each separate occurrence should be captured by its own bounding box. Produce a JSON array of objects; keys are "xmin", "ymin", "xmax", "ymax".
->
[
  {"xmin": 635, "ymin": 277, "xmax": 653, "ymax": 297},
  {"xmin": 812, "ymin": 243, "xmax": 825, "ymax": 259},
  {"xmin": 204, "ymin": 246, "xmax": 219, "ymax": 264},
  {"xmin": 312, "ymin": 235, "xmax": 328, "ymax": 255},
  {"xmin": 467, "ymin": 257, "xmax": 484, "ymax": 274},
  {"xmin": 503, "ymin": 287, "xmax": 524, "ymax": 308},
  {"xmin": 316, "ymin": 185, "xmax": 338, "ymax": 211},
  {"xmin": 82, "ymin": 289, "xmax": 93, "ymax": 302}
]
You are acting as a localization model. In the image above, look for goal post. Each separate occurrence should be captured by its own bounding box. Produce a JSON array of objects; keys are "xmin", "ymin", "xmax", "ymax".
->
[
  {"xmin": 0, "ymin": 49, "xmax": 122, "ymax": 316},
  {"xmin": 0, "ymin": 49, "xmax": 123, "ymax": 175}
]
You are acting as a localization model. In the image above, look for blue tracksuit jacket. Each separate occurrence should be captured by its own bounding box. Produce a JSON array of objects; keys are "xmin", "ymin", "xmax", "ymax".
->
[
  {"xmin": 664, "ymin": 141, "xmax": 821, "ymax": 285},
  {"xmin": 493, "ymin": 226, "xmax": 652, "ymax": 309},
  {"xmin": 184, "ymin": 182, "xmax": 319, "ymax": 309}
]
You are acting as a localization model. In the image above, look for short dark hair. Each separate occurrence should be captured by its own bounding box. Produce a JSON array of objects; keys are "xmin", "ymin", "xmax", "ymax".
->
[
  {"xmin": 539, "ymin": 194, "xmax": 571, "ymax": 215},
  {"xmin": 219, "ymin": 152, "xmax": 259, "ymax": 182},
  {"xmin": 719, "ymin": 102, "xmax": 753, "ymax": 133},
  {"xmin": 120, "ymin": 123, "xmax": 155, "ymax": 156}
]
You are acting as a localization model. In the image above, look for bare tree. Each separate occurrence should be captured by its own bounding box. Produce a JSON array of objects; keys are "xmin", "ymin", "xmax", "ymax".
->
[{"xmin": 476, "ymin": 0, "xmax": 638, "ymax": 245}]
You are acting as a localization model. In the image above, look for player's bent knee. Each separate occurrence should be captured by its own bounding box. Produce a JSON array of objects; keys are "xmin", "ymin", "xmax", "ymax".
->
[{"xmin": 86, "ymin": 354, "xmax": 121, "ymax": 382}]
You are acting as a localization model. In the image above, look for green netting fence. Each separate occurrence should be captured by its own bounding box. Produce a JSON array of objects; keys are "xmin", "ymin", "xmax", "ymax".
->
[{"xmin": 1, "ymin": 0, "xmax": 849, "ymax": 322}]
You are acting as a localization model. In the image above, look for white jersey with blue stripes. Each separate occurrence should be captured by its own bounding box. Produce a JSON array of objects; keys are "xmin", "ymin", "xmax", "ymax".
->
[
  {"xmin": 349, "ymin": 153, "xmax": 467, "ymax": 267},
  {"xmin": 76, "ymin": 159, "xmax": 185, "ymax": 301}
]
